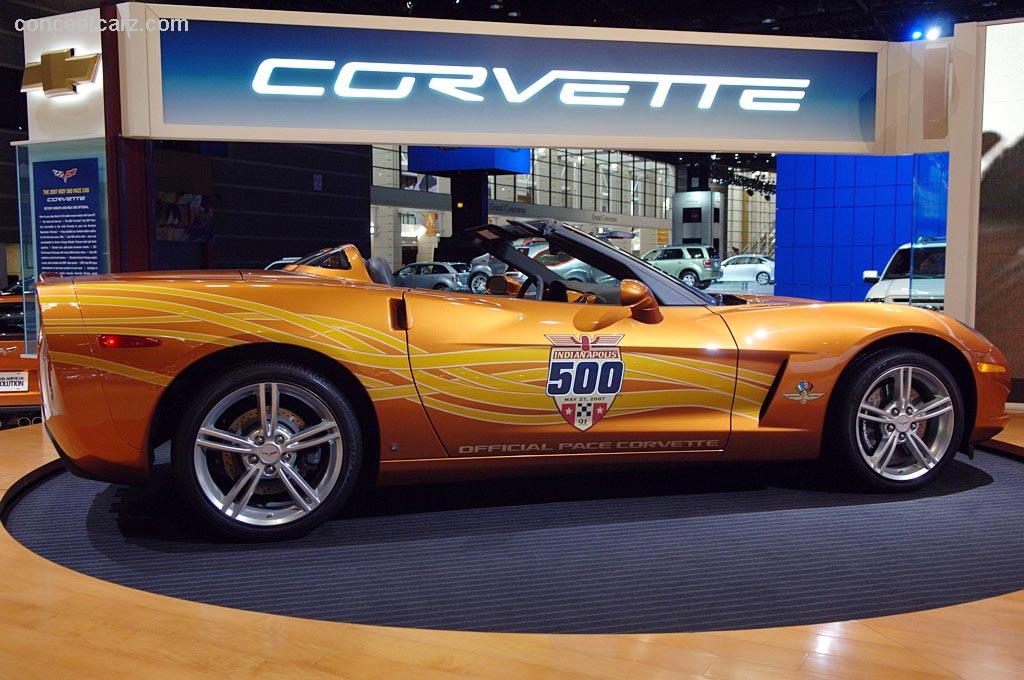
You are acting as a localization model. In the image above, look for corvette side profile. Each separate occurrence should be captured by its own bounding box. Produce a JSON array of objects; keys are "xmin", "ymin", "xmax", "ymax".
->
[{"xmin": 38, "ymin": 219, "xmax": 1009, "ymax": 539}]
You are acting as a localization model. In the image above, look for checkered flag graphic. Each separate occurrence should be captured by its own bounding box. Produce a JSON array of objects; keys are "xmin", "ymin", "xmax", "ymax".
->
[{"xmin": 576, "ymin": 403, "xmax": 592, "ymax": 424}]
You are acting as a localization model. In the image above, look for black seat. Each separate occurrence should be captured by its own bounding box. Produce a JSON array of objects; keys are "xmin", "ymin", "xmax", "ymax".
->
[{"xmin": 365, "ymin": 256, "xmax": 395, "ymax": 286}]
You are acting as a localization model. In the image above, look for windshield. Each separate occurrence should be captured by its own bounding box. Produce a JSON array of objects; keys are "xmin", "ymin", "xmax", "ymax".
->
[
  {"xmin": 882, "ymin": 246, "xmax": 946, "ymax": 280},
  {"xmin": 450, "ymin": 263, "xmax": 469, "ymax": 273},
  {"xmin": 292, "ymin": 247, "xmax": 350, "ymax": 270},
  {"xmin": 563, "ymin": 227, "xmax": 717, "ymax": 303}
]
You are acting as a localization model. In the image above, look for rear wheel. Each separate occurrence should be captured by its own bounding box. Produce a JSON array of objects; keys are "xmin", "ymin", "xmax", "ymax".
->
[
  {"xmin": 828, "ymin": 348, "xmax": 963, "ymax": 491},
  {"xmin": 433, "ymin": 283, "xmax": 451, "ymax": 291},
  {"xmin": 756, "ymin": 271, "xmax": 771, "ymax": 285},
  {"xmin": 172, "ymin": 362, "xmax": 362, "ymax": 540},
  {"xmin": 469, "ymin": 272, "xmax": 488, "ymax": 294},
  {"xmin": 679, "ymin": 270, "xmax": 699, "ymax": 287}
]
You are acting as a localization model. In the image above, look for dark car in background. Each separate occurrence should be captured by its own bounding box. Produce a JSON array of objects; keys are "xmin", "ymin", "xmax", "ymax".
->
[{"xmin": 0, "ymin": 294, "xmax": 40, "ymax": 429}]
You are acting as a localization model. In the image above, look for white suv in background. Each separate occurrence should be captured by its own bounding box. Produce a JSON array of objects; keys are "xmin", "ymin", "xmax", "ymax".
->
[{"xmin": 863, "ymin": 239, "xmax": 945, "ymax": 311}]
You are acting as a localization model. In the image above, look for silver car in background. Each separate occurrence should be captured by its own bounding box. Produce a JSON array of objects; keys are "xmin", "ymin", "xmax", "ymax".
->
[
  {"xmin": 468, "ymin": 233, "xmax": 630, "ymax": 293},
  {"xmin": 394, "ymin": 262, "xmax": 471, "ymax": 291}
]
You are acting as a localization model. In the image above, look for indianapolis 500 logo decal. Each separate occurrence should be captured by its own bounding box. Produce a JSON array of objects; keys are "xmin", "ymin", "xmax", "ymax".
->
[{"xmin": 545, "ymin": 334, "xmax": 625, "ymax": 431}]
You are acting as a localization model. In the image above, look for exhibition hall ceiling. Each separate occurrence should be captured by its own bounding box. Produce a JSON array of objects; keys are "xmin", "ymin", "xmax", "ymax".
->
[{"xmin": 133, "ymin": 0, "xmax": 1024, "ymax": 39}]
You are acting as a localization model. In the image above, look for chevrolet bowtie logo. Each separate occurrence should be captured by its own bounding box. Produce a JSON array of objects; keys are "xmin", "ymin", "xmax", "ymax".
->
[{"xmin": 21, "ymin": 48, "xmax": 100, "ymax": 97}]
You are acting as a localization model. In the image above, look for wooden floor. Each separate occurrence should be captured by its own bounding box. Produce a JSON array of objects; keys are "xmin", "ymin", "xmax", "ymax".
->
[{"xmin": 1, "ymin": 425, "xmax": 1023, "ymax": 679}]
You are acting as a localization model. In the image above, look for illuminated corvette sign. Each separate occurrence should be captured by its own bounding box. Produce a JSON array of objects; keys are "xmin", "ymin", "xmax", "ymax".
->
[
  {"xmin": 251, "ymin": 59, "xmax": 811, "ymax": 112},
  {"xmin": 159, "ymin": 20, "xmax": 879, "ymax": 144}
]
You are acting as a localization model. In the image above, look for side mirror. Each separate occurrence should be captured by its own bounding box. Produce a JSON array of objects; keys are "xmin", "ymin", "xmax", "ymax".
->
[
  {"xmin": 486, "ymin": 274, "xmax": 523, "ymax": 296},
  {"xmin": 485, "ymin": 275, "xmax": 508, "ymax": 295},
  {"xmin": 862, "ymin": 270, "xmax": 880, "ymax": 284},
  {"xmin": 620, "ymin": 279, "xmax": 663, "ymax": 324}
]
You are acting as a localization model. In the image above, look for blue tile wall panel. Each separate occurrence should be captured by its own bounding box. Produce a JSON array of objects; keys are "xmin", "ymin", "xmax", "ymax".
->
[{"xmin": 774, "ymin": 152, "xmax": 948, "ymax": 302}]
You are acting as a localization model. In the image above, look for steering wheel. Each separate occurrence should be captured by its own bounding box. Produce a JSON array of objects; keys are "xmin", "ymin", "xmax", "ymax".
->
[{"xmin": 517, "ymin": 275, "xmax": 542, "ymax": 300}]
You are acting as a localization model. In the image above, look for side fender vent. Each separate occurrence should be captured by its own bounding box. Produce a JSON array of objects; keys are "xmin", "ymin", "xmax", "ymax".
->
[{"xmin": 759, "ymin": 357, "xmax": 789, "ymax": 421}]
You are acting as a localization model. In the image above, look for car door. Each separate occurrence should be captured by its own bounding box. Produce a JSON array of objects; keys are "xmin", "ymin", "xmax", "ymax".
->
[
  {"xmin": 426, "ymin": 264, "xmax": 449, "ymax": 288},
  {"xmin": 654, "ymin": 247, "xmax": 685, "ymax": 276},
  {"xmin": 729, "ymin": 256, "xmax": 754, "ymax": 281},
  {"xmin": 403, "ymin": 291, "xmax": 738, "ymax": 457},
  {"xmin": 394, "ymin": 264, "xmax": 416, "ymax": 287}
]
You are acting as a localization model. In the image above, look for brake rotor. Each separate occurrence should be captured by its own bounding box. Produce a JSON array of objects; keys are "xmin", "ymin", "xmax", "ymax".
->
[{"xmin": 222, "ymin": 407, "xmax": 306, "ymax": 495}]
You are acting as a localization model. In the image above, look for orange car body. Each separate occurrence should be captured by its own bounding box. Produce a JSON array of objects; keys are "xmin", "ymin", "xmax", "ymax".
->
[
  {"xmin": 36, "ymin": 246, "xmax": 1009, "ymax": 485},
  {"xmin": 0, "ymin": 294, "xmax": 41, "ymax": 425}
]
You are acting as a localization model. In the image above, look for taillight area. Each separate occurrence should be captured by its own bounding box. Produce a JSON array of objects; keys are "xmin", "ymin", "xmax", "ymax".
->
[
  {"xmin": 98, "ymin": 334, "xmax": 162, "ymax": 349},
  {"xmin": 35, "ymin": 297, "xmax": 44, "ymax": 355},
  {"xmin": 703, "ymin": 259, "xmax": 712, "ymax": 268}
]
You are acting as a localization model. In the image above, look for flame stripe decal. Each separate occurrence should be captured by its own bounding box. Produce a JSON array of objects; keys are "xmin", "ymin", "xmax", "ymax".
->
[{"xmin": 44, "ymin": 284, "xmax": 777, "ymax": 424}]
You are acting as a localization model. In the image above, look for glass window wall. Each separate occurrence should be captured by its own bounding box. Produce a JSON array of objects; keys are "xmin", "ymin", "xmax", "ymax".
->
[{"xmin": 372, "ymin": 146, "xmax": 675, "ymax": 219}]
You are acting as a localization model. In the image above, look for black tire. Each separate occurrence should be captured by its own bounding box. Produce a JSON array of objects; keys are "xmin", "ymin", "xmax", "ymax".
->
[
  {"xmin": 172, "ymin": 361, "xmax": 363, "ymax": 541},
  {"xmin": 679, "ymin": 270, "xmax": 699, "ymax": 287},
  {"xmin": 696, "ymin": 280, "xmax": 712, "ymax": 290},
  {"xmin": 433, "ymin": 283, "xmax": 451, "ymax": 290},
  {"xmin": 826, "ymin": 348, "xmax": 964, "ymax": 492},
  {"xmin": 756, "ymin": 272, "xmax": 771, "ymax": 285}
]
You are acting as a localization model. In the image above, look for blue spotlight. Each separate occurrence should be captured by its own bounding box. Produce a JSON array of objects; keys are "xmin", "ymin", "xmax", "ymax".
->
[{"xmin": 911, "ymin": 30, "xmax": 923, "ymax": 40}]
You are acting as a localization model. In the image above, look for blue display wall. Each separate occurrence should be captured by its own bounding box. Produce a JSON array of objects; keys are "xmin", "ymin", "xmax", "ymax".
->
[{"xmin": 774, "ymin": 153, "xmax": 948, "ymax": 301}]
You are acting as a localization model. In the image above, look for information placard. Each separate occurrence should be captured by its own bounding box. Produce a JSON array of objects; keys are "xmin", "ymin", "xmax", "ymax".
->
[{"xmin": 32, "ymin": 157, "xmax": 105, "ymax": 276}]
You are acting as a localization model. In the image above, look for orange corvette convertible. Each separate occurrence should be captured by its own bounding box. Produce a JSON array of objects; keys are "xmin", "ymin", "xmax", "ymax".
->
[{"xmin": 37, "ymin": 219, "xmax": 1009, "ymax": 539}]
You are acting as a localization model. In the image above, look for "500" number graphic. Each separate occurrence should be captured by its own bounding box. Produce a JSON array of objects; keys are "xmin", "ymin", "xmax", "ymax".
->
[{"xmin": 546, "ymin": 360, "xmax": 624, "ymax": 396}]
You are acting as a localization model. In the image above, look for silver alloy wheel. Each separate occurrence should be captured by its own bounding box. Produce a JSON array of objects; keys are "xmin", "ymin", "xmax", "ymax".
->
[
  {"xmin": 193, "ymin": 382, "xmax": 343, "ymax": 526},
  {"xmin": 470, "ymin": 273, "xmax": 488, "ymax": 294},
  {"xmin": 756, "ymin": 272, "xmax": 771, "ymax": 285},
  {"xmin": 855, "ymin": 365, "xmax": 955, "ymax": 481},
  {"xmin": 681, "ymin": 272, "xmax": 698, "ymax": 286}
]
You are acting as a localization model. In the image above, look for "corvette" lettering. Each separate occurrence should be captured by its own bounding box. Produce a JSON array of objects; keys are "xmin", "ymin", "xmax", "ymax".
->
[
  {"xmin": 456, "ymin": 439, "xmax": 721, "ymax": 455},
  {"xmin": 251, "ymin": 59, "xmax": 810, "ymax": 111}
]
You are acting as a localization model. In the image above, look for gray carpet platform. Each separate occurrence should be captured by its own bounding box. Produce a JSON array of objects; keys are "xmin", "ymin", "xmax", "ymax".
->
[{"xmin": 5, "ymin": 451, "xmax": 1023, "ymax": 633}]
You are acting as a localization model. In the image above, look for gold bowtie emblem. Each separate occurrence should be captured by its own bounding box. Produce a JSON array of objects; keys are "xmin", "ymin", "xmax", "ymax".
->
[{"xmin": 21, "ymin": 48, "xmax": 100, "ymax": 97}]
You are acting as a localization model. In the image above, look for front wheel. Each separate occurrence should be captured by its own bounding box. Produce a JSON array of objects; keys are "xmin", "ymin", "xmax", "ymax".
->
[
  {"xmin": 828, "ymin": 348, "xmax": 963, "ymax": 492},
  {"xmin": 172, "ymin": 362, "xmax": 363, "ymax": 540}
]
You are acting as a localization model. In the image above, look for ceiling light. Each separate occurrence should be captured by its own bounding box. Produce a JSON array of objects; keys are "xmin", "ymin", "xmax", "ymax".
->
[
  {"xmin": 911, "ymin": 30, "xmax": 923, "ymax": 40},
  {"xmin": 925, "ymin": 27, "xmax": 941, "ymax": 40}
]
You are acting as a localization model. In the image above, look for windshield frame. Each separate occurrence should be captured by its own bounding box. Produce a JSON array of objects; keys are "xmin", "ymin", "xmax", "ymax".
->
[{"xmin": 471, "ymin": 220, "xmax": 715, "ymax": 306}]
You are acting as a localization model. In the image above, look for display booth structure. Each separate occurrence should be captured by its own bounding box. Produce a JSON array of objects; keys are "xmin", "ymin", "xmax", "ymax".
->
[{"xmin": 15, "ymin": 3, "xmax": 998, "ymax": 357}]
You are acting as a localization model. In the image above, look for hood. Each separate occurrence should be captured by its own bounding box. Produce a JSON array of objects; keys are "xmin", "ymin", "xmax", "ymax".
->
[
  {"xmin": 865, "ymin": 277, "xmax": 944, "ymax": 301},
  {"xmin": 714, "ymin": 293, "xmax": 819, "ymax": 307}
]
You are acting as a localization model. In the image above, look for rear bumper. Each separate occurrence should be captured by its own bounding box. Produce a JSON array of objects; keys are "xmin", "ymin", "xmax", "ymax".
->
[
  {"xmin": 45, "ymin": 425, "xmax": 109, "ymax": 483},
  {"xmin": 39, "ymin": 336, "xmax": 150, "ymax": 485}
]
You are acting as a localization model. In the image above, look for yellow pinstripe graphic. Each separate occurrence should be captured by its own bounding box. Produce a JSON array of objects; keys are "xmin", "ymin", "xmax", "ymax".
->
[
  {"xmin": 49, "ymin": 351, "xmax": 173, "ymax": 387},
  {"xmin": 44, "ymin": 284, "xmax": 776, "ymax": 425}
]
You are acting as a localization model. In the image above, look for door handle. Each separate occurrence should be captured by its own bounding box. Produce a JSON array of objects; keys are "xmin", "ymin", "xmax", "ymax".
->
[{"xmin": 389, "ymin": 298, "xmax": 410, "ymax": 331}]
